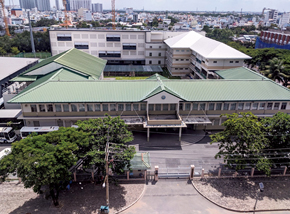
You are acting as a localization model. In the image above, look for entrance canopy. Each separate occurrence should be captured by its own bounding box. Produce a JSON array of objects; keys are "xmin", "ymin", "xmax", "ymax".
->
[{"xmin": 182, "ymin": 116, "xmax": 212, "ymax": 124}]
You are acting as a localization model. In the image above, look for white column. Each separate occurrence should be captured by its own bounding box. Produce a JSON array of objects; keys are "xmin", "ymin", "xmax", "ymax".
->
[
  {"xmin": 179, "ymin": 127, "xmax": 182, "ymax": 142},
  {"xmin": 147, "ymin": 128, "xmax": 150, "ymax": 142}
]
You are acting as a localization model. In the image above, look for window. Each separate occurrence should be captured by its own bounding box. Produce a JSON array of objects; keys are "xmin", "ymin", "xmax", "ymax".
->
[
  {"xmin": 185, "ymin": 103, "xmax": 191, "ymax": 111},
  {"xmin": 155, "ymin": 104, "xmax": 161, "ymax": 111},
  {"xmin": 213, "ymin": 61, "xmax": 217, "ymax": 63},
  {"xmin": 74, "ymin": 43, "xmax": 89, "ymax": 49},
  {"xmin": 150, "ymin": 46, "xmax": 152, "ymax": 48},
  {"xmin": 47, "ymin": 104, "xmax": 53, "ymax": 112},
  {"xmin": 259, "ymin": 103, "xmax": 265, "ymax": 110},
  {"xmin": 281, "ymin": 102, "xmax": 287, "ymax": 110},
  {"xmin": 175, "ymin": 68, "xmax": 178, "ymax": 70},
  {"xmin": 126, "ymin": 104, "xmax": 131, "ymax": 111},
  {"xmin": 216, "ymin": 103, "xmax": 222, "ymax": 110},
  {"xmin": 39, "ymin": 105, "xmax": 45, "ymax": 112},
  {"xmin": 163, "ymin": 104, "xmax": 168, "ymax": 111},
  {"xmin": 110, "ymin": 104, "xmax": 116, "ymax": 111},
  {"xmin": 149, "ymin": 104, "xmax": 154, "ymax": 111},
  {"xmin": 158, "ymin": 53, "xmax": 161, "ymax": 56},
  {"xmin": 186, "ymin": 59, "xmax": 189, "ymax": 61},
  {"xmin": 181, "ymin": 59, "xmax": 184, "ymax": 61},
  {"xmin": 123, "ymin": 43, "xmax": 136, "ymax": 50},
  {"xmin": 33, "ymin": 121, "xmax": 40, "ymax": 127},
  {"xmin": 176, "ymin": 59, "xmax": 179, "ymax": 61},
  {"xmin": 245, "ymin": 103, "xmax": 251, "ymax": 110},
  {"xmin": 55, "ymin": 104, "xmax": 62, "ymax": 112},
  {"xmin": 118, "ymin": 104, "xmax": 124, "ymax": 111},
  {"xmin": 159, "ymin": 46, "xmax": 162, "ymax": 48},
  {"xmin": 57, "ymin": 34, "xmax": 71, "ymax": 41},
  {"xmin": 99, "ymin": 51, "xmax": 121, "ymax": 58},
  {"xmin": 103, "ymin": 104, "xmax": 109, "ymax": 111},
  {"xmin": 141, "ymin": 104, "xmax": 146, "ymax": 111},
  {"xmin": 199, "ymin": 103, "xmax": 205, "ymax": 110},
  {"xmin": 31, "ymin": 105, "xmax": 37, "ymax": 112},
  {"xmin": 238, "ymin": 103, "xmax": 244, "ymax": 110},
  {"xmin": 170, "ymin": 104, "xmax": 176, "ymax": 111},
  {"xmin": 149, "ymin": 60, "xmax": 152, "ymax": 64},
  {"xmin": 267, "ymin": 103, "xmax": 273, "ymax": 110},
  {"xmin": 274, "ymin": 103, "xmax": 280, "ymax": 110},
  {"xmin": 71, "ymin": 104, "xmax": 77, "ymax": 112},
  {"xmin": 133, "ymin": 104, "xmax": 139, "ymax": 111},
  {"xmin": 95, "ymin": 104, "xmax": 101, "ymax": 111},
  {"xmin": 79, "ymin": 104, "xmax": 85, "ymax": 112},
  {"xmin": 63, "ymin": 104, "xmax": 69, "ymax": 112},
  {"xmin": 179, "ymin": 103, "xmax": 183, "ymax": 110},
  {"xmin": 158, "ymin": 60, "xmax": 161, "ymax": 64},
  {"xmin": 176, "ymin": 50, "xmax": 180, "ymax": 52},
  {"xmin": 208, "ymin": 103, "xmax": 215, "ymax": 110},
  {"xmin": 149, "ymin": 53, "xmax": 152, "ymax": 56},
  {"xmin": 106, "ymin": 34, "xmax": 120, "ymax": 41},
  {"xmin": 230, "ymin": 103, "xmax": 236, "ymax": 110},
  {"xmin": 235, "ymin": 61, "xmax": 239, "ymax": 63},
  {"xmin": 223, "ymin": 103, "xmax": 229, "ymax": 110},
  {"xmin": 87, "ymin": 104, "xmax": 93, "ymax": 112},
  {"xmin": 181, "ymin": 50, "xmax": 185, "ymax": 52},
  {"xmin": 230, "ymin": 61, "xmax": 233, "ymax": 63},
  {"xmin": 192, "ymin": 103, "xmax": 198, "ymax": 110},
  {"xmin": 214, "ymin": 119, "xmax": 220, "ymax": 126},
  {"xmin": 252, "ymin": 103, "xmax": 258, "ymax": 110}
]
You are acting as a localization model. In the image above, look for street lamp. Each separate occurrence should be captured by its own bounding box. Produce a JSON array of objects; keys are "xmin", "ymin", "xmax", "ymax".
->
[{"xmin": 254, "ymin": 182, "xmax": 264, "ymax": 211}]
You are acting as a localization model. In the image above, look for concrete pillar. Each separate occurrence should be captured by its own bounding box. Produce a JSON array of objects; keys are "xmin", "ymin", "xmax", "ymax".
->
[
  {"xmin": 91, "ymin": 171, "xmax": 94, "ymax": 181},
  {"xmin": 74, "ymin": 171, "xmax": 77, "ymax": 182},
  {"xmin": 190, "ymin": 165, "xmax": 195, "ymax": 179},
  {"xmin": 233, "ymin": 171, "xmax": 238, "ymax": 177},
  {"xmin": 218, "ymin": 168, "xmax": 221, "ymax": 178},
  {"xmin": 251, "ymin": 168, "xmax": 255, "ymax": 177},
  {"xmin": 144, "ymin": 171, "xmax": 147, "ymax": 180},
  {"xmin": 201, "ymin": 168, "xmax": 204, "ymax": 178},
  {"xmin": 179, "ymin": 127, "xmax": 182, "ymax": 142},
  {"xmin": 283, "ymin": 166, "xmax": 287, "ymax": 176},
  {"xmin": 127, "ymin": 171, "xmax": 130, "ymax": 180},
  {"xmin": 154, "ymin": 166, "xmax": 159, "ymax": 181},
  {"xmin": 147, "ymin": 128, "xmax": 150, "ymax": 142}
]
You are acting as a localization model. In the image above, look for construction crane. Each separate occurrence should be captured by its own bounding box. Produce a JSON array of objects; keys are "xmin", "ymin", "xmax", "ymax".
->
[
  {"xmin": 111, "ymin": 0, "xmax": 116, "ymax": 30},
  {"xmin": 62, "ymin": 0, "xmax": 68, "ymax": 28},
  {"xmin": 0, "ymin": 0, "xmax": 11, "ymax": 36}
]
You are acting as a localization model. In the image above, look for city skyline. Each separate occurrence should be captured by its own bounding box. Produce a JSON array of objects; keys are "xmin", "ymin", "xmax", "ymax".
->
[{"xmin": 8, "ymin": 0, "xmax": 290, "ymax": 12}]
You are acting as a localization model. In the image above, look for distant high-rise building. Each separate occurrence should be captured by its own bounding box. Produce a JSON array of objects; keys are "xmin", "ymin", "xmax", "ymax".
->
[
  {"xmin": 126, "ymin": 8, "xmax": 133, "ymax": 15},
  {"xmin": 133, "ymin": 13, "xmax": 138, "ymax": 23},
  {"xmin": 19, "ymin": 0, "xmax": 36, "ymax": 10},
  {"xmin": 68, "ymin": 0, "xmax": 91, "ymax": 11},
  {"xmin": 35, "ymin": 0, "xmax": 51, "ymax": 11},
  {"xmin": 92, "ymin": 3, "xmax": 102, "ymax": 13},
  {"xmin": 55, "ymin": 0, "xmax": 60, "ymax": 10}
]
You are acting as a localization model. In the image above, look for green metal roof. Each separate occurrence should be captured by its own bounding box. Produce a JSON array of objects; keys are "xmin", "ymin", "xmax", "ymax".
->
[
  {"xmin": 146, "ymin": 73, "xmax": 168, "ymax": 80},
  {"xmin": 14, "ymin": 48, "xmax": 107, "ymax": 80},
  {"xmin": 11, "ymin": 75, "xmax": 37, "ymax": 82},
  {"xmin": 215, "ymin": 67, "xmax": 267, "ymax": 80},
  {"xmin": 9, "ymin": 77, "xmax": 290, "ymax": 103},
  {"xmin": 104, "ymin": 65, "xmax": 163, "ymax": 73}
]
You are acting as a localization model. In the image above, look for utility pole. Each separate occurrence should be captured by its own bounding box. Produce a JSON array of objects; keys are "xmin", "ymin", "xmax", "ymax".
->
[
  {"xmin": 27, "ymin": 10, "xmax": 36, "ymax": 58},
  {"xmin": 105, "ymin": 140, "xmax": 109, "ymax": 208}
]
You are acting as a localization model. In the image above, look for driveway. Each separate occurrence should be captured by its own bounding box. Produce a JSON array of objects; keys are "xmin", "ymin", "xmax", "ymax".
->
[{"xmin": 123, "ymin": 179, "xmax": 290, "ymax": 214}]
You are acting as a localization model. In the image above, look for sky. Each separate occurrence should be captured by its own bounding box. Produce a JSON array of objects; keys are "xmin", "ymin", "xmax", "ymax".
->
[{"xmin": 11, "ymin": 0, "xmax": 290, "ymax": 12}]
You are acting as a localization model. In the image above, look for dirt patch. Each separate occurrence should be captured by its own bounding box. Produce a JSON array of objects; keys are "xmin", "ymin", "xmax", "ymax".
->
[
  {"xmin": 194, "ymin": 177, "xmax": 290, "ymax": 211},
  {"xmin": 0, "ymin": 181, "xmax": 144, "ymax": 214}
]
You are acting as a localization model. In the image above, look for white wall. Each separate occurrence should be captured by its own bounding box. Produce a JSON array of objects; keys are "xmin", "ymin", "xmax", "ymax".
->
[{"xmin": 145, "ymin": 91, "xmax": 181, "ymax": 104}]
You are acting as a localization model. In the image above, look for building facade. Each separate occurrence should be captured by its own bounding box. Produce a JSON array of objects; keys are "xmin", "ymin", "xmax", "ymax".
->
[
  {"xmin": 19, "ymin": 0, "xmax": 36, "ymax": 10},
  {"xmin": 49, "ymin": 29, "xmax": 185, "ymax": 66},
  {"xmin": 35, "ymin": 0, "xmax": 51, "ymax": 11},
  {"xmin": 68, "ymin": 0, "xmax": 91, "ymax": 11},
  {"xmin": 92, "ymin": 3, "xmax": 102, "ymax": 13},
  {"xmin": 55, "ymin": 0, "xmax": 60, "ymax": 10}
]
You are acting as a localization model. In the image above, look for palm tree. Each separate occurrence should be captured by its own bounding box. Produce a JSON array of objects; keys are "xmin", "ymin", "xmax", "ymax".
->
[{"xmin": 261, "ymin": 58, "xmax": 290, "ymax": 86}]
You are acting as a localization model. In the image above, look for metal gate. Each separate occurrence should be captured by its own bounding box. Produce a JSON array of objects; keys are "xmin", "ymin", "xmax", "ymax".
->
[{"xmin": 158, "ymin": 167, "xmax": 190, "ymax": 179}]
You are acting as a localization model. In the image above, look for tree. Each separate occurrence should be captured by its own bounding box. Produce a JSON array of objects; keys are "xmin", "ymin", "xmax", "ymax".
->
[
  {"xmin": 261, "ymin": 57, "xmax": 289, "ymax": 85},
  {"xmin": 0, "ymin": 127, "xmax": 89, "ymax": 206},
  {"xmin": 210, "ymin": 112, "xmax": 271, "ymax": 174},
  {"xmin": 0, "ymin": 47, "xmax": 7, "ymax": 55},
  {"xmin": 11, "ymin": 47, "xmax": 20, "ymax": 55},
  {"xmin": 206, "ymin": 28, "xmax": 234, "ymax": 44},
  {"xmin": 75, "ymin": 116, "xmax": 136, "ymax": 177},
  {"xmin": 202, "ymin": 25, "xmax": 211, "ymax": 34},
  {"xmin": 152, "ymin": 17, "xmax": 159, "ymax": 27},
  {"xmin": 262, "ymin": 112, "xmax": 290, "ymax": 167}
]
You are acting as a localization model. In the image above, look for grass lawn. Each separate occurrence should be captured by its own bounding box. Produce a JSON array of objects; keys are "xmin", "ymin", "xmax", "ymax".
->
[
  {"xmin": 15, "ymin": 52, "xmax": 51, "ymax": 59},
  {"xmin": 104, "ymin": 76, "xmax": 150, "ymax": 80}
]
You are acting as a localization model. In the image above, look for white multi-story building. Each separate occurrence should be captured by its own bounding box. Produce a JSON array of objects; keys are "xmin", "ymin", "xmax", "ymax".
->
[
  {"xmin": 126, "ymin": 8, "xmax": 133, "ymax": 15},
  {"xmin": 35, "ymin": 0, "xmax": 51, "ymax": 11},
  {"xmin": 49, "ymin": 29, "xmax": 185, "ymax": 66},
  {"xmin": 279, "ymin": 12, "xmax": 290, "ymax": 28},
  {"xmin": 69, "ymin": 0, "xmax": 91, "ymax": 11},
  {"xmin": 49, "ymin": 30, "xmax": 250, "ymax": 77},
  {"xmin": 164, "ymin": 31, "xmax": 251, "ymax": 77},
  {"xmin": 92, "ymin": 3, "xmax": 102, "ymax": 13}
]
